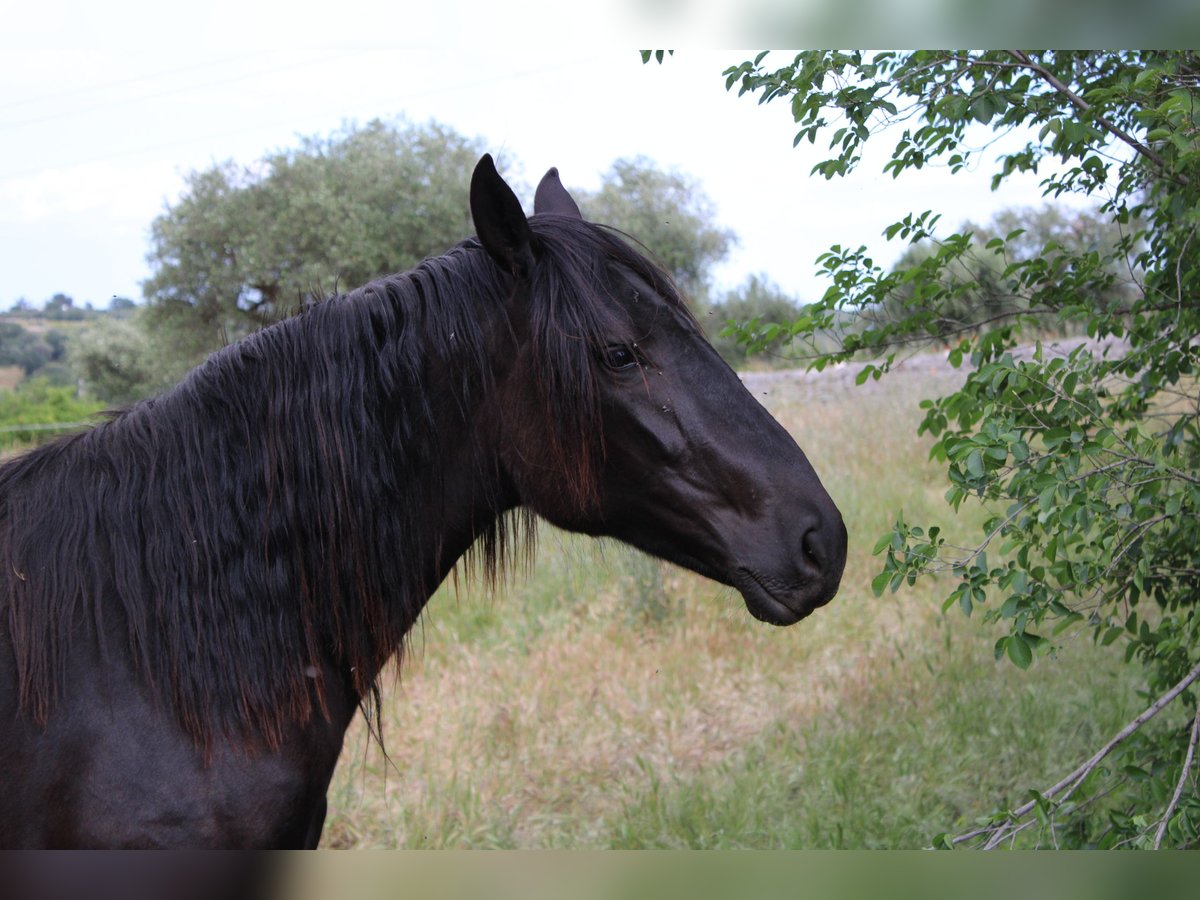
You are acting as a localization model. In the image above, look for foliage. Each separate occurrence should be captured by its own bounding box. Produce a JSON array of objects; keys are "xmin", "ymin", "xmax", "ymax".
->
[
  {"xmin": 143, "ymin": 118, "xmax": 487, "ymax": 364},
  {"xmin": 702, "ymin": 274, "xmax": 805, "ymax": 365},
  {"xmin": 69, "ymin": 311, "xmax": 187, "ymax": 405},
  {"xmin": 861, "ymin": 203, "xmax": 1141, "ymax": 346},
  {"xmin": 0, "ymin": 298, "xmax": 146, "ymax": 399},
  {"xmin": 0, "ymin": 322, "xmax": 60, "ymax": 376},
  {"xmin": 722, "ymin": 50, "xmax": 1200, "ymax": 847},
  {"xmin": 5, "ymin": 293, "xmax": 105, "ymax": 321},
  {"xmin": 108, "ymin": 297, "xmax": 137, "ymax": 318},
  {"xmin": 0, "ymin": 378, "xmax": 104, "ymax": 450},
  {"xmin": 576, "ymin": 157, "xmax": 734, "ymax": 303}
]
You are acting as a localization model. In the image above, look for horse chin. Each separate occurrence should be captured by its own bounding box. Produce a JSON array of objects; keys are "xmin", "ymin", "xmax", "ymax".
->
[
  {"xmin": 636, "ymin": 546, "xmax": 828, "ymax": 627},
  {"xmin": 733, "ymin": 568, "xmax": 822, "ymax": 627}
]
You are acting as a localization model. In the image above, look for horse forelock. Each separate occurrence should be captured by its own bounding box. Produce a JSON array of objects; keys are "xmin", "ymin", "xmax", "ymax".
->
[{"xmin": 524, "ymin": 216, "xmax": 687, "ymax": 512}]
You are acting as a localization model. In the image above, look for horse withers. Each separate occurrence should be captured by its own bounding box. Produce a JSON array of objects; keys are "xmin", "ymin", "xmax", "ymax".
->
[{"xmin": 0, "ymin": 155, "xmax": 846, "ymax": 847}]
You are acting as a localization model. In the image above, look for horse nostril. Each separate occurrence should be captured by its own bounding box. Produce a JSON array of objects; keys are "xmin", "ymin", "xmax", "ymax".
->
[
  {"xmin": 785, "ymin": 508, "xmax": 848, "ymax": 610},
  {"xmin": 801, "ymin": 527, "xmax": 823, "ymax": 571},
  {"xmin": 800, "ymin": 514, "xmax": 847, "ymax": 576}
]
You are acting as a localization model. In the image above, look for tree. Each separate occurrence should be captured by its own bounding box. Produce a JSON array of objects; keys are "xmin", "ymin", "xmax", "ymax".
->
[
  {"xmin": 0, "ymin": 323, "xmax": 50, "ymax": 375},
  {"xmin": 143, "ymin": 118, "xmax": 487, "ymax": 362},
  {"xmin": 575, "ymin": 157, "xmax": 735, "ymax": 303},
  {"xmin": 42, "ymin": 293, "xmax": 83, "ymax": 321},
  {"xmin": 720, "ymin": 51, "xmax": 1200, "ymax": 848},
  {"xmin": 70, "ymin": 312, "xmax": 192, "ymax": 405},
  {"xmin": 108, "ymin": 296, "xmax": 137, "ymax": 318}
]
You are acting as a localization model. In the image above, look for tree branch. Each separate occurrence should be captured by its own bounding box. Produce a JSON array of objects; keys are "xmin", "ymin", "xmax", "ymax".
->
[
  {"xmin": 1154, "ymin": 699, "xmax": 1200, "ymax": 849},
  {"xmin": 949, "ymin": 656, "xmax": 1200, "ymax": 848},
  {"xmin": 1006, "ymin": 50, "xmax": 1188, "ymax": 187}
]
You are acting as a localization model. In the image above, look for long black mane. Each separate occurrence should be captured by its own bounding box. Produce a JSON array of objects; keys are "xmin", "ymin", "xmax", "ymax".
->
[{"xmin": 0, "ymin": 216, "xmax": 683, "ymax": 750}]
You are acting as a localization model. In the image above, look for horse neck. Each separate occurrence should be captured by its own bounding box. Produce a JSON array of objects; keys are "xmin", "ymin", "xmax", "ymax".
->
[
  {"xmin": 257, "ymin": 280, "xmax": 517, "ymax": 672},
  {"xmin": 143, "ymin": 269, "xmax": 518, "ymax": 721}
]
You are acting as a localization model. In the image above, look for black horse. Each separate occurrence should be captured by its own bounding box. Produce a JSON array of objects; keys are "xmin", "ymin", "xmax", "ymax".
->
[{"xmin": 0, "ymin": 156, "xmax": 846, "ymax": 848}]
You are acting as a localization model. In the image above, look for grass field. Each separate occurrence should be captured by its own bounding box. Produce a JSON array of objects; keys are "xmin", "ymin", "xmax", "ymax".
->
[{"xmin": 321, "ymin": 358, "xmax": 1141, "ymax": 848}]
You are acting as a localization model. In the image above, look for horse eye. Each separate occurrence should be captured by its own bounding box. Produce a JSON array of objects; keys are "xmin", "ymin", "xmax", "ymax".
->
[{"xmin": 604, "ymin": 345, "xmax": 639, "ymax": 371}]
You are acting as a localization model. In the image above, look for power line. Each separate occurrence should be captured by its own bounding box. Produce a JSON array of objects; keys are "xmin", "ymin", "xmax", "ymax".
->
[
  {"xmin": 0, "ymin": 50, "xmax": 262, "ymax": 113},
  {"xmin": 0, "ymin": 55, "xmax": 602, "ymax": 181},
  {"xmin": 0, "ymin": 51, "xmax": 360, "ymax": 133}
]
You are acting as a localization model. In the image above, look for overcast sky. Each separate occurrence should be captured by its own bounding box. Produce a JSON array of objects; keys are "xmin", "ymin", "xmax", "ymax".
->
[{"xmin": 1, "ymin": 5, "xmax": 1089, "ymax": 310}]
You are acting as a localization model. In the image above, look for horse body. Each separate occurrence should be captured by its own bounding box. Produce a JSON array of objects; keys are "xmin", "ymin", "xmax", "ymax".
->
[
  {"xmin": 0, "ymin": 157, "xmax": 845, "ymax": 847},
  {"xmin": 0, "ymin": 631, "xmax": 351, "ymax": 847}
]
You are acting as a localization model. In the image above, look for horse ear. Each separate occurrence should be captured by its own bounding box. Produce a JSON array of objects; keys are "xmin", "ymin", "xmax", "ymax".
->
[
  {"xmin": 470, "ymin": 154, "xmax": 535, "ymax": 280},
  {"xmin": 533, "ymin": 167, "xmax": 582, "ymax": 219}
]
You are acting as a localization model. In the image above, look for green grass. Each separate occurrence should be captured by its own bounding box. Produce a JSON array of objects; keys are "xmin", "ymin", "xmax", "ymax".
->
[
  {"xmin": 321, "ymin": 362, "xmax": 1141, "ymax": 848},
  {"xmin": 606, "ymin": 614, "xmax": 1136, "ymax": 848}
]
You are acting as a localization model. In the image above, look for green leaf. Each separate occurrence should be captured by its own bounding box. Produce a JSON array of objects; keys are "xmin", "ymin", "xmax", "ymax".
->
[
  {"xmin": 870, "ymin": 570, "xmax": 892, "ymax": 597},
  {"xmin": 1007, "ymin": 633, "xmax": 1033, "ymax": 669},
  {"xmin": 965, "ymin": 449, "xmax": 986, "ymax": 479},
  {"xmin": 970, "ymin": 96, "xmax": 995, "ymax": 125}
]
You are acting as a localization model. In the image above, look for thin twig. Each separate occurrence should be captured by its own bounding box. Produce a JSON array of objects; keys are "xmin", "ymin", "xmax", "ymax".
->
[
  {"xmin": 1154, "ymin": 699, "xmax": 1200, "ymax": 849},
  {"xmin": 983, "ymin": 815, "xmax": 1038, "ymax": 850}
]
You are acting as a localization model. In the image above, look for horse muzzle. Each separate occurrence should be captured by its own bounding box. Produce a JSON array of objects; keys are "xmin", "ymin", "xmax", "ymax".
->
[{"xmin": 732, "ymin": 509, "xmax": 848, "ymax": 626}]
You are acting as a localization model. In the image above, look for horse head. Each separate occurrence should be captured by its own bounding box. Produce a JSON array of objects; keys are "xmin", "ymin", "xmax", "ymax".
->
[{"xmin": 470, "ymin": 155, "xmax": 847, "ymax": 625}]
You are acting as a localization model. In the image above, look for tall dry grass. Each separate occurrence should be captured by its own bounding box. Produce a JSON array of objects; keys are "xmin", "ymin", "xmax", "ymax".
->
[{"xmin": 321, "ymin": 359, "xmax": 1139, "ymax": 848}]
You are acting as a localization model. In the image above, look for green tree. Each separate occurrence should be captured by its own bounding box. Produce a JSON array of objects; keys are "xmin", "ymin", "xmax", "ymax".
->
[
  {"xmin": 108, "ymin": 296, "xmax": 137, "ymax": 318},
  {"xmin": 143, "ymin": 118, "xmax": 487, "ymax": 362},
  {"xmin": 69, "ymin": 312, "xmax": 189, "ymax": 405},
  {"xmin": 575, "ymin": 157, "xmax": 735, "ymax": 303},
  {"xmin": 0, "ymin": 323, "xmax": 51, "ymax": 375},
  {"xmin": 42, "ymin": 293, "xmax": 84, "ymax": 321},
  {"xmin": 132, "ymin": 131, "xmax": 732, "ymax": 402},
  {"xmin": 720, "ymin": 50, "xmax": 1200, "ymax": 848}
]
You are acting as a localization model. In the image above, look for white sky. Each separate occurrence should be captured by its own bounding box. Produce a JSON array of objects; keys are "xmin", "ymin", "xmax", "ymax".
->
[{"xmin": 1, "ymin": 4, "xmax": 1086, "ymax": 309}]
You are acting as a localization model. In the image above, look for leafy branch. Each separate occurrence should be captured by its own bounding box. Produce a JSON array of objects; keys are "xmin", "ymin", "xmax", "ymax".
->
[
  {"xmin": 726, "ymin": 49, "xmax": 1200, "ymax": 847},
  {"xmin": 1006, "ymin": 50, "xmax": 1184, "ymax": 184},
  {"xmin": 941, "ymin": 657, "xmax": 1200, "ymax": 849}
]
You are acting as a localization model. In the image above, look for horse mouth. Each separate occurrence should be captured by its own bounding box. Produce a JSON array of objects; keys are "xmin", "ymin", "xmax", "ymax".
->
[{"xmin": 734, "ymin": 568, "xmax": 823, "ymax": 627}]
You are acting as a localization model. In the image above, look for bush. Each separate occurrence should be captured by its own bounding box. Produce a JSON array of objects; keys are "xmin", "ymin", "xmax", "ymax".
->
[{"xmin": 0, "ymin": 378, "xmax": 105, "ymax": 450}]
